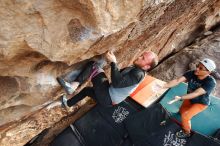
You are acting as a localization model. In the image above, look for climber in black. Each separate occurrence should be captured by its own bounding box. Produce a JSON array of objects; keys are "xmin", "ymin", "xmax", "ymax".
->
[{"xmin": 57, "ymin": 50, "xmax": 158, "ymax": 108}]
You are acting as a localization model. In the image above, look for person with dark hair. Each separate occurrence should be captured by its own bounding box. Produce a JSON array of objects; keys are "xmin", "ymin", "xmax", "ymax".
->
[
  {"xmin": 162, "ymin": 58, "xmax": 217, "ymax": 138},
  {"xmin": 57, "ymin": 50, "xmax": 158, "ymax": 108}
]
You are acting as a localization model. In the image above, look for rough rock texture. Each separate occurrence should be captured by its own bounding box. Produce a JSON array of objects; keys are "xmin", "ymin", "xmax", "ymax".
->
[
  {"xmin": 0, "ymin": 0, "xmax": 220, "ymax": 145},
  {"xmin": 0, "ymin": 0, "xmax": 147, "ymax": 127}
]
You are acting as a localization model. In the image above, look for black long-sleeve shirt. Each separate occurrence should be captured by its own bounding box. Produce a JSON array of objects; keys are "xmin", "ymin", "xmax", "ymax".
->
[{"xmin": 110, "ymin": 62, "xmax": 145, "ymax": 88}]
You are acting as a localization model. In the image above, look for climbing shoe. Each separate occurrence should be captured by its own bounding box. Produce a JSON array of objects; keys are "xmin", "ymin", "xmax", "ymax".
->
[
  {"xmin": 57, "ymin": 77, "xmax": 77, "ymax": 95},
  {"xmin": 61, "ymin": 94, "xmax": 69, "ymax": 108}
]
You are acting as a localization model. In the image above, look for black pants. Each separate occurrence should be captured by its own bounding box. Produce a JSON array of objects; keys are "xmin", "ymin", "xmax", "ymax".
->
[{"xmin": 67, "ymin": 72, "xmax": 112, "ymax": 107}]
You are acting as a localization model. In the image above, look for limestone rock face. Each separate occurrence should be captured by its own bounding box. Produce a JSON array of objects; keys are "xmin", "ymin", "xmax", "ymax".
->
[
  {"xmin": 0, "ymin": 0, "xmax": 148, "ymax": 63},
  {"xmin": 0, "ymin": 0, "xmax": 146, "ymax": 126},
  {"xmin": 0, "ymin": 0, "xmax": 220, "ymax": 145}
]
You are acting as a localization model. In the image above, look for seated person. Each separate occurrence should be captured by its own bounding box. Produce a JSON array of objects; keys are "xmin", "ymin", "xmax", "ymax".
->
[{"xmin": 162, "ymin": 58, "xmax": 216, "ymax": 138}]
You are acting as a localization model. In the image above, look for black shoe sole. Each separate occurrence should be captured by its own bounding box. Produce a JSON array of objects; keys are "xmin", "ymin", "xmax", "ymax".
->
[
  {"xmin": 57, "ymin": 77, "xmax": 72, "ymax": 94},
  {"xmin": 60, "ymin": 95, "xmax": 66, "ymax": 108},
  {"xmin": 57, "ymin": 77, "xmax": 66, "ymax": 86}
]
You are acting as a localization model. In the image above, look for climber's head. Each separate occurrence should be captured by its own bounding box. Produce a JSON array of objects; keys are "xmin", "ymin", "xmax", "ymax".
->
[{"xmin": 134, "ymin": 51, "xmax": 158, "ymax": 71}]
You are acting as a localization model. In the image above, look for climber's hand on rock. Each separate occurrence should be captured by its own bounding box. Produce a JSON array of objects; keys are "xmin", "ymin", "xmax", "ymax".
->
[{"xmin": 106, "ymin": 51, "xmax": 117, "ymax": 63}]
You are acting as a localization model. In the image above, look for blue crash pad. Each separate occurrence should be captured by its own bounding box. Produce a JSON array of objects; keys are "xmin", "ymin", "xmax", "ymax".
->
[{"xmin": 160, "ymin": 83, "xmax": 220, "ymax": 136}]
